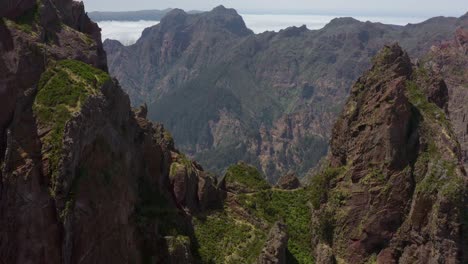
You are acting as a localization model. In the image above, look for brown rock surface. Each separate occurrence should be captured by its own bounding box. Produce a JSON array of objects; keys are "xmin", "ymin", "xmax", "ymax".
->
[
  {"xmin": 258, "ymin": 221, "xmax": 289, "ymax": 264},
  {"xmin": 276, "ymin": 172, "xmax": 301, "ymax": 190},
  {"xmin": 423, "ymin": 27, "xmax": 468, "ymax": 171},
  {"xmin": 0, "ymin": 1, "xmax": 224, "ymax": 263},
  {"xmin": 311, "ymin": 44, "xmax": 467, "ymax": 263}
]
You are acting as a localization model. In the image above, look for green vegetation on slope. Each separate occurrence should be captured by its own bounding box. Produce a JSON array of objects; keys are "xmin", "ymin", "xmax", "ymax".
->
[
  {"xmin": 406, "ymin": 80, "xmax": 450, "ymax": 127},
  {"xmin": 405, "ymin": 79, "xmax": 464, "ymax": 201},
  {"xmin": 194, "ymin": 160, "xmax": 319, "ymax": 263},
  {"xmin": 309, "ymin": 166, "xmax": 346, "ymax": 210},
  {"xmin": 224, "ymin": 162, "xmax": 271, "ymax": 191},
  {"xmin": 194, "ymin": 211, "xmax": 266, "ymax": 264},
  {"xmin": 33, "ymin": 59, "xmax": 110, "ymax": 195},
  {"xmin": 238, "ymin": 188, "xmax": 315, "ymax": 263}
]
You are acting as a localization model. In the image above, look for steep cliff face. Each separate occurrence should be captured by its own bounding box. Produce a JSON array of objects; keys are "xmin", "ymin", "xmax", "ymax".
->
[
  {"xmin": 422, "ymin": 28, "xmax": 468, "ymax": 171},
  {"xmin": 105, "ymin": 8, "xmax": 468, "ymax": 182},
  {"xmin": 0, "ymin": 1, "xmax": 223, "ymax": 263},
  {"xmin": 310, "ymin": 44, "xmax": 467, "ymax": 263}
]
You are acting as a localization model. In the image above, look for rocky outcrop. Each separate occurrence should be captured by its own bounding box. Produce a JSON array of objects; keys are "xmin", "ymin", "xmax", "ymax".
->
[
  {"xmin": 0, "ymin": 1, "xmax": 223, "ymax": 263},
  {"xmin": 0, "ymin": 1, "xmax": 109, "ymax": 262},
  {"xmin": 311, "ymin": 44, "xmax": 467, "ymax": 263},
  {"xmin": 223, "ymin": 162, "xmax": 271, "ymax": 194},
  {"xmin": 276, "ymin": 172, "xmax": 301, "ymax": 190},
  {"xmin": 105, "ymin": 7, "xmax": 468, "ymax": 182},
  {"xmin": 258, "ymin": 221, "xmax": 289, "ymax": 264},
  {"xmin": 169, "ymin": 152, "xmax": 225, "ymax": 212},
  {"xmin": 423, "ymin": 28, "xmax": 468, "ymax": 171}
]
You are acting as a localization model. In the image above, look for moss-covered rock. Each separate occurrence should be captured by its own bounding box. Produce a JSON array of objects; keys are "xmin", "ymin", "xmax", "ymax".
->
[
  {"xmin": 33, "ymin": 59, "xmax": 110, "ymax": 195},
  {"xmin": 224, "ymin": 162, "xmax": 271, "ymax": 193}
]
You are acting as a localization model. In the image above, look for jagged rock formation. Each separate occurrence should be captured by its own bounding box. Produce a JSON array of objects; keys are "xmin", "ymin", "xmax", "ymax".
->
[
  {"xmin": 105, "ymin": 7, "xmax": 468, "ymax": 182},
  {"xmin": 310, "ymin": 44, "xmax": 467, "ymax": 263},
  {"xmin": 258, "ymin": 221, "xmax": 289, "ymax": 264},
  {"xmin": 0, "ymin": 1, "xmax": 223, "ymax": 263},
  {"xmin": 276, "ymin": 172, "xmax": 301, "ymax": 190},
  {"xmin": 422, "ymin": 28, "xmax": 468, "ymax": 171}
]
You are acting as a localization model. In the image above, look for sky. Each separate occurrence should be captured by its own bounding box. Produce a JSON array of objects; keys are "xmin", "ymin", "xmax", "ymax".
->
[{"xmin": 82, "ymin": 0, "xmax": 467, "ymax": 17}]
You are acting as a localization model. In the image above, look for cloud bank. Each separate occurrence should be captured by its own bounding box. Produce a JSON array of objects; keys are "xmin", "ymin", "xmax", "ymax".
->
[
  {"xmin": 97, "ymin": 14, "xmax": 429, "ymax": 45},
  {"xmin": 98, "ymin": 20, "xmax": 160, "ymax": 45}
]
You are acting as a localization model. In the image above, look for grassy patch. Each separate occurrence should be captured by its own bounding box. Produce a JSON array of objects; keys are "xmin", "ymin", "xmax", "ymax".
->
[
  {"xmin": 33, "ymin": 59, "xmax": 109, "ymax": 195},
  {"xmin": 193, "ymin": 211, "xmax": 266, "ymax": 264},
  {"xmin": 406, "ymin": 80, "xmax": 449, "ymax": 127},
  {"xmin": 360, "ymin": 167, "xmax": 386, "ymax": 185},
  {"xmin": 169, "ymin": 153, "xmax": 194, "ymax": 179},
  {"xmin": 224, "ymin": 163, "xmax": 271, "ymax": 191},
  {"xmin": 309, "ymin": 166, "xmax": 346, "ymax": 209},
  {"xmin": 406, "ymin": 80, "xmax": 463, "ymax": 201},
  {"xmin": 238, "ymin": 189, "xmax": 314, "ymax": 263}
]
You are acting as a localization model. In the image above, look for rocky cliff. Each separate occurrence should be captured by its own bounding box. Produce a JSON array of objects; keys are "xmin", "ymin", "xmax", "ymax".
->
[
  {"xmin": 0, "ymin": 1, "xmax": 223, "ymax": 263},
  {"xmin": 422, "ymin": 28, "xmax": 468, "ymax": 171},
  {"xmin": 310, "ymin": 44, "xmax": 467, "ymax": 263},
  {"xmin": 105, "ymin": 7, "xmax": 468, "ymax": 182}
]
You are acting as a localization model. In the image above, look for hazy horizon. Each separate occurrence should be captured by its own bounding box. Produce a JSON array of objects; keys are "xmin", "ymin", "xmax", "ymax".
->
[
  {"xmin": 98, "ymin": 13, "xmax": 433, "ymax": 46},
  {"xmin": 82, "ymin": 0, "xmax": 467, "ymax": 17}
]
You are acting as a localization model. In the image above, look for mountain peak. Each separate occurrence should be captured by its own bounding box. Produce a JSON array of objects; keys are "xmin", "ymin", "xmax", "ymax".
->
[
  {"xmin": 208, "ymin": 5, "xmax": 243, "ymax": 18},
  {"xmin": 460, "ymin": 11, "xmax": 468, "ymax": 20},
  {"xmin": 162, "ymin": 8, "xmax": 187, "ymax": 20},
  {"xmin": 371, "ymin": 43, "xmax": 412, "ymax": 77},
  {"xmin": 325, "ymin": 17, "xmax": 361, "ymax": 27},
  {"xmin": 212, "ymin": 5, "xmax": 228, "ymax": 12}
]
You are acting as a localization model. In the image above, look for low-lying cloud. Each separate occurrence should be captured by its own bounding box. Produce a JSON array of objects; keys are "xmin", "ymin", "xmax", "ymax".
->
[
  {"xmin": 242, "ymin": 14, "xmax": 428, "ymax": 33},
  {"xmin": 97, "ymin": 14, "xmax": 428, "ymax": 45},
  {"xmin": 98, "ymin": 20, "xmax": 160, "ymax": 45}
]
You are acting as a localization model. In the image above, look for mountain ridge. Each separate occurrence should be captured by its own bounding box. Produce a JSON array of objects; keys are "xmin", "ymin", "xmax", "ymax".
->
[{"xmin": 105, "ymin": 6, "xmax": 468, "ymax": 182}]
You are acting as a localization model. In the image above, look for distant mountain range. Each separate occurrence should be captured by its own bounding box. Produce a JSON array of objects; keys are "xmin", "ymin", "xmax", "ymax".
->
[
  {"xmin": 2, "ymin": 0, "xmax": 468, "ymax": 263},
  {"xmin": 88, "ymin": 9, "xmax": 201, "ymax": 21},
  {"xmin": 104, "ymin": 6, "xmax": 468, "ymax": 182}
]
